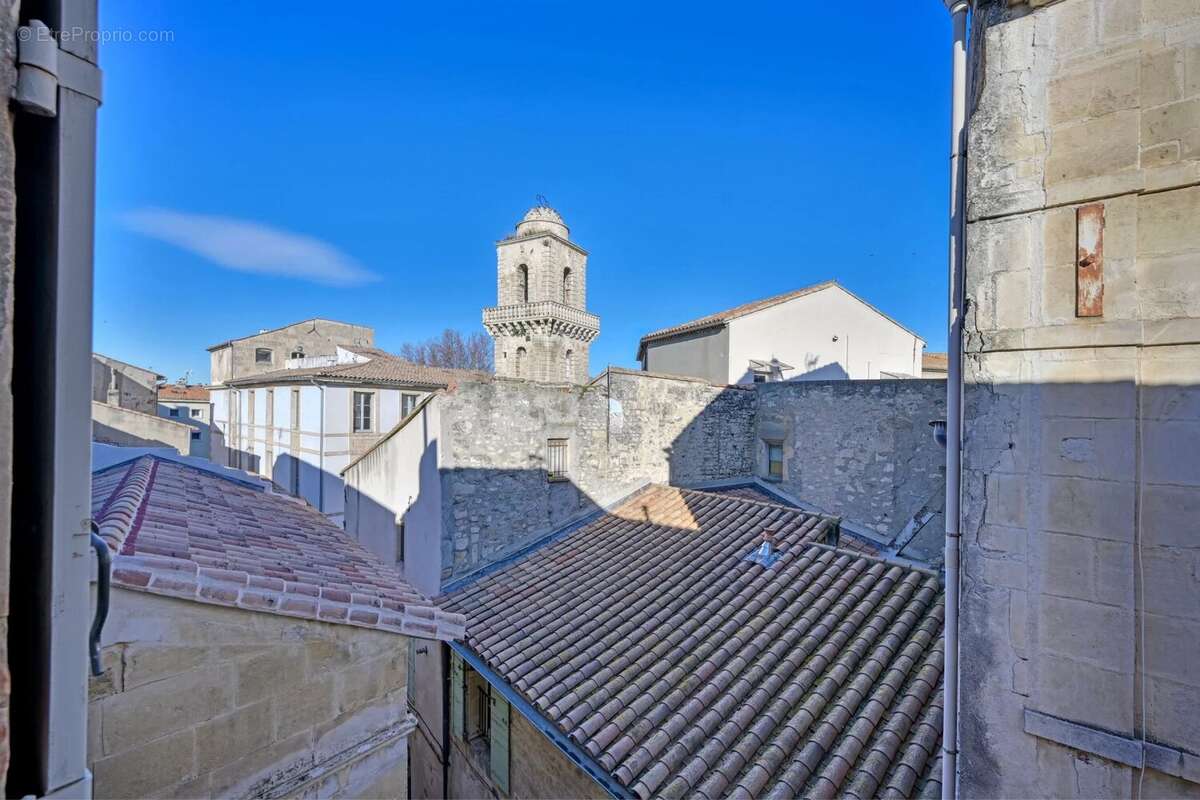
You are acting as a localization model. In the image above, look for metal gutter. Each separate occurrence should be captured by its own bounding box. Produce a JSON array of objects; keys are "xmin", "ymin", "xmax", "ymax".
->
[{"xmin": 449, "ymin": 642, "xmax": 631, "ymax": 799}]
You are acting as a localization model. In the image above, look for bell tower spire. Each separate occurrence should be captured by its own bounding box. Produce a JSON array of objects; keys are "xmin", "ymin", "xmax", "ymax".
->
[{"xmin": 483, "ymin": 202, "xmax": 600, "ymax": 384}]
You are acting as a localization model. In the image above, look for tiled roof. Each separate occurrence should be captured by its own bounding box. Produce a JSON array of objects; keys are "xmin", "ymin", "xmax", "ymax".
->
[
  {"xmin": 92, "ymin": 456, "xmax": 464, "ymax": 641},
  {"xmin": 444, "ymin": 485, "xmax": 943, "ymax": 799},
  {"xmin": 158, "ymin": 384, "xmax": 210, "ymax": 401},
  {"xmin": 227, "ymin": 347, "xmax": 488, "ymax": 389}
]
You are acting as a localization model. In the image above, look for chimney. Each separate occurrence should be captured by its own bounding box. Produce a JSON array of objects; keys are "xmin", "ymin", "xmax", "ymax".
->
[{"xmin": 744, "ymin": 523, "xmax": 782, "ymax": 567}]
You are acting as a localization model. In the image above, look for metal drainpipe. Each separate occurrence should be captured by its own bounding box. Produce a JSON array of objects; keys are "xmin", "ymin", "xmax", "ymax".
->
[
  {"xmin": 942, "ymin": 2, "xmax": 970, "ymax": 799},
  {"xmin": 309, "ymin": 378, "xmax": 325, "ymax": 512}
]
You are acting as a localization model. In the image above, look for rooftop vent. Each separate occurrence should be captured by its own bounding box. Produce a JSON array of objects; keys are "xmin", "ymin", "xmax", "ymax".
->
[{"xmin": 744, "ymin": 524, "xmax": 782, "ymax": 568}]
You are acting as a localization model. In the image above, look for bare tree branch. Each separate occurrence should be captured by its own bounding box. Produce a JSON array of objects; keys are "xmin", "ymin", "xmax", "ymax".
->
[{"xmin": 400, "ymin": 329, "xmax": 494, "ymax": 372}]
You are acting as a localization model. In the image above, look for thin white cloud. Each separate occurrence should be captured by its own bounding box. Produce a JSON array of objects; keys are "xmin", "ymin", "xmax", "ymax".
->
[{"xmin": 121, "ymin": 208, "xmax": 380, "ymax": 287}]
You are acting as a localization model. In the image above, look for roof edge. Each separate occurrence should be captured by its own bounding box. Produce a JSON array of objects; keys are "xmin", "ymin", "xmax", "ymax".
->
[{"xmin": 206, "ymin": 317, "xmax": 374, "ymax": 351}]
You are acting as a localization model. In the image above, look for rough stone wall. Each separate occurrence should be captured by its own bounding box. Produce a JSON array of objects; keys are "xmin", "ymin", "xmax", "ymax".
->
[
  {"xmin": 0, "ymin": 1, "xmax": 16, "ymax": 790},
  {"xmin": 210, "ymin": 320, "xmax": 374, "ymax": 385},
  {"xmin": 493, "ymin": 332, "xmax": 590, "ymax": 384},
  {"xmin": 960, "ymin": 2, "xmax": 1200, "ymax": 797},
  {"xmin": 756, "ymin": 380, "xmax": 946, "ymax": 537},
  {"xmin": 437, "ymin": 371, "xmax": 757, "ymax": 579},
  {"xmin": 436, "ymin": 371, "xmax": 944, "ymax": 582},
  {"xmin": 88, "ymin": 590, "xmax": 411, "ymax": 799}
]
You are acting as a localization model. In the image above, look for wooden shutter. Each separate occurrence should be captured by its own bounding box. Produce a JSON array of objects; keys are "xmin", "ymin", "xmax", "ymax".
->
[
  {"xmin": 490, "ymin": 690, "xmax": 510, "ymax": 794},
  {"xmin": 450, "ymin": 652, "xmax": 464, "ymax": 739}
]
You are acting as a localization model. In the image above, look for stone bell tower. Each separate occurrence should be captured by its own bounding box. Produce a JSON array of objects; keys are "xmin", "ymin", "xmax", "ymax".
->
[{"xmin": 483, "ymin": 202, "xmax": 600, "ymax": 383}]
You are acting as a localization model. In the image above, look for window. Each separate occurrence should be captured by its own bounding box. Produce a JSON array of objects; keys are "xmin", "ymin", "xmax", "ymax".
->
[
  {"xmin": 767, "ymin": 442, "xmax": 784, "ymax": 480},
  {"xmin": 564, "ymin": 350, "xmax": 574, "ymax": 381},
  {"xmin": 547, "ymin": 438, "xmax": 568, "ymax": 481},
  {"xmin": 401, "ymin": 393, "xmax": 419, "ymax": 418},
  {"xmin": 247, "ymin": 391, "xmax": 255, "ymax": 426},
  {"xmin": 451, "ymin": 653, "xmax": 511, "ymax": 794},
  {"xmin": 753, "ymin": 373, "xmax": 767, "ymax": 384},
  {"xmin": 515, "ymin": 347, "xmax": 526, "ymax": 378},
  {"xmin": 290, "ymin": 348, "xmax": 304, "ymax": 359},
  {"xmin": 168, "ymin": 407, "xmax": 180, "ymax": 417},
  {"xmin": 255, "ymin": 347, "xmax": 273, "ymax": 365},
  {"xmin": 290, "ymin": 388, "xmax": 300, "ymax": 430},
  {"xmin": 191, "ymin": 431, "xmax": 201, "ymax": 441},
  {"xmin": 517, "ymin": 264, "xmax": 528, "ymax": 303},
  {"xmin": 190, "ymin": 408, "xmax": 202, "ymax": 418},
  {"xmin": 562, "ymin": 267, "xmax": 572, "ymax": 303},
  {"xmin": 353, "ymin": 391, "xmax": 373, "ymax": 432}
]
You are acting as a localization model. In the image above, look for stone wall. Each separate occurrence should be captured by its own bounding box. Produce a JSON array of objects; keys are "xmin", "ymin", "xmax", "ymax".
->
[
  {"xmin": 755, "ymin": 380, "xmax": 946, "ymax": 537},
  {"xmin": 91, "ymin": 401, "xmax": 193, "ymax": 454},
  {"xmin": 960, "ymin": 1, "xmax": 1200, "ymax": 797},
  {"xmin": 209, "ymin": 320, "xmax": 373, "ymax": 385},
  {"xmin": 437, "ymin": 370, "xmax": 757, "ymax": 580},
  {"xmin": 88, "ymin": 590, "xmax": 412, "ymax": 799},
  {"xmin": 92, "ymin": 354, "xmax": 159, "ymax": 414},
  {"xmin": 437, "ymin": 370, "xmax": 945, "ymax": 582}
]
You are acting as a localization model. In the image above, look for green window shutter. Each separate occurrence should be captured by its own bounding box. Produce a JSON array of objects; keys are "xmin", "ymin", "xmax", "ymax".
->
[
  {"xmin": 450, "ymin": 652, "xmax": 464, "ymax": 740},
  {"xmin": 490, "ymin": 690, "xmax": 510, "ymax": 794}
]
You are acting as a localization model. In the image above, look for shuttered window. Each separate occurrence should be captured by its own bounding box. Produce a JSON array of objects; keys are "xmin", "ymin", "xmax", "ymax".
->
[
  {"xmin": 450, "ymin": 651, "xmax": 464, "ymax": 740},
  {"xmin": 489, "ymin": 691, "xmax": 510, "ymax": 794}
]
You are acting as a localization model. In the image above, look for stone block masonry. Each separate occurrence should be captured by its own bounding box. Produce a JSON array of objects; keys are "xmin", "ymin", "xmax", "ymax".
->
[
  {"xmin": 960, "ymin": 1, "xmax": 1200, "ymax": 797},
  {"xmin": 88, "ymin": 589, "xmax": 414, "ymax": 799},
  {"xmin": 435, "ymin": 370, "xmax": 945, "ymax": 581}
]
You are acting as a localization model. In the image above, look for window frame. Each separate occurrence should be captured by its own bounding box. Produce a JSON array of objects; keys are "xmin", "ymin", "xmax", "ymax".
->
[
  {"xmin": 352, "ymin": 390, "xmax": 375, "ymax": 433},
  {"xmin": 167, "ymin": 407, "xmax": 180, "ymax": 417},
  {"xmin": 190, "ymin": 407, "xmax": 202, "ymax": 418},
  {"xmin": 547, "ymin": 437, "xmax": 569, "ymax": 482},
  {"xmin": 401, "ymin": 392, "xmax": 419, "ymax": 419},
  {"xmin": 766, "ymin": 440, "xmax": 785, "ymax": 481},
  {"xmin": 254, "ymin": 347, "xmax": 273, "ymax": 365},
  {"xmin": 190, "ymin": 430, "xmax": 201, "ymax": 441}
]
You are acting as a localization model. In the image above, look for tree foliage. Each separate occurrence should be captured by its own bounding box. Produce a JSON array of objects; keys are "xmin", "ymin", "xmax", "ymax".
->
[{"xmin": 400, "ymin": 329, "xmax": 494, "ymax": 372}]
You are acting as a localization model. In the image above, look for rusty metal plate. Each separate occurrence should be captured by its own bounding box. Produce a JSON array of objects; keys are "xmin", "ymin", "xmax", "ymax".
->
[{"xmin": 1076, "ymin": 202, "xmax": 1104, "ymax": 317}]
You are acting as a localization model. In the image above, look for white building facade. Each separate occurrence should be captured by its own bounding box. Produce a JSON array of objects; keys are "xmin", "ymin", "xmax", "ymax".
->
[
  {"xmin": 637, "ymin": 281, "xmax": 926, "ymax": 384},
  {"xmin": 211, "ymin": 346, "xmax": 468, "ymax": 524},
  {"xmin": 156, "ymin": 385, "xmax": 211, "ymax": 458}
]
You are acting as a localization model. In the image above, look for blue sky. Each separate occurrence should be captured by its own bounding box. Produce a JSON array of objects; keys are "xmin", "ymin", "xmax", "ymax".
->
[{"xmin": 95, "ymin": 2, "xmax": 953, "ymax": 383}]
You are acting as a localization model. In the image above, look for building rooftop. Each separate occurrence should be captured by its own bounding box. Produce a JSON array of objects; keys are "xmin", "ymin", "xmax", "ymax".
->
[
  {"xmin": 92, "ymin": 455, "xmax": 464, "ymax": 641},
  {"xmin": 205, "ymin": 317, "xmax": 372, "ymax": 352},
  {"xmin": 443, "ymin": 484, "xmax": 944, "ymax": 799},
  {"xmin": 921, "ymin": 353, "xmax": 948, "ymax": 374},
  {"xmin": 636, "ymin": 281, "xmax": 923, "ymax": 360},
  {"xmin": 158, "ymin": 383, "xmax": 210, "ymax": 401},
  {"xmin": 226, "ymin": 347, "xmax": 488, "ymax": 389}
]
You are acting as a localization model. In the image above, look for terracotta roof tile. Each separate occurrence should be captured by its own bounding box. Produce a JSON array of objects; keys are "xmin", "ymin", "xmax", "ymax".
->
[
  {"xmin": 443, "ymin": 485, "xmax": 943, "ymax": 798},
  {"xmin": 227, "ymin": 347, "xmax": 487, "ymax": 389},
  {"xmin": 158, "ymin": 384, "xmax": 210, "ymax": 401},
  {"xmin": 92, "ymin": 456, "xmax": 463, "ymax": 641}
]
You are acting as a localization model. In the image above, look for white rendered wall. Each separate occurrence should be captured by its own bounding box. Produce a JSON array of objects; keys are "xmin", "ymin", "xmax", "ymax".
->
[{"xmin": 725, "ymin": 286, "xmax": 923, "ymax": 383}]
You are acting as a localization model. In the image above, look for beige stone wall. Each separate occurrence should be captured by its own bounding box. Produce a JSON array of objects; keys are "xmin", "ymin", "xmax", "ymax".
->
[
  {"xmin": 961, "ymin": 1, "xmax": 1200, "ymax": 797},
  {"xmin": 91, "ymin": 401, "xmax": 193, "ymax": 454},
  {"xmin": 89, "ymin": 589, "xmax": 412, "ymax": 799},
  {"xmin": 443, "ymin": 707, "xmax": 604, "ymax": 799}
]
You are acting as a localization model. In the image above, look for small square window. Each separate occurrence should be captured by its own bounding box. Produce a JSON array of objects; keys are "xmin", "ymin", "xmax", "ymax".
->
[
  {"xmin": 767, "ymin": 442, "xmax": 784, "ymax": 480},
  {"xmin": 353, "ymin": 391, "xmax": 373, "ymax": 432},
  {"xmin": 401, "ymin": 393, "xmax": 419, "ymax": 418},
  {"xmin": 168, "ymin": 408, "xmax": 180, "ymax": 417},
  {"xmin": 191, "ymin": 431, "xmax": 201, "ymax": 441},
  {"xmin": 255, "ymin": 348, "xmax": 273, "ymax": 364},
  {"xmin": 190, "ymin": 408, "xmax": 202, "ymax": 418},
  {"xmin": 547, "ymin": 438, "xmax": 568, "ymax": 481},
  {"xmin": 753, "ymin": 373, "xmax": 767, "ymax": 384}
]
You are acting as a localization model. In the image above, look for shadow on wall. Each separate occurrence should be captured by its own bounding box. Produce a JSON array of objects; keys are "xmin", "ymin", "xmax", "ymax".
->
[{"xmin": 731, "ymin": 361, "xmax": 851, "ymax": 385}]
